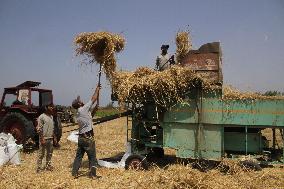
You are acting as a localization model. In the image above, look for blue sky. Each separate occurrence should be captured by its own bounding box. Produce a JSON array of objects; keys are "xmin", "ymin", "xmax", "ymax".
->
[{"xmin": 0, "ymin": 0, "xmax": 283, "ymax": 106}]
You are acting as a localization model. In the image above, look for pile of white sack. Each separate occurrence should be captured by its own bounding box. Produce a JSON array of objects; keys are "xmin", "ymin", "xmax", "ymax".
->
[
  {"xmin": 67, "ymin": 131, "xmax": 131, "ymax": 168},
  {"xmin": 0, "ymin": 133, "xmax": 23, "ymax": 166}
]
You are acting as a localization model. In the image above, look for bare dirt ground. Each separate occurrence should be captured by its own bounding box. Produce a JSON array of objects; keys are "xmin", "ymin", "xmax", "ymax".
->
[{"xmin": 0, "ymin": 118, "xmax": 284, "ymax": 189}]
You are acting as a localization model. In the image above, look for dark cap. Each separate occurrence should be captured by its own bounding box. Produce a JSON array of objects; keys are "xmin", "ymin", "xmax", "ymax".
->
[
  {"xmin": 72, "ymin": 96, "xmax": 81, "ymax": 109},
  {"xmin": 161, "ymin": 45, "xmax": 169, "ymax": 50}
]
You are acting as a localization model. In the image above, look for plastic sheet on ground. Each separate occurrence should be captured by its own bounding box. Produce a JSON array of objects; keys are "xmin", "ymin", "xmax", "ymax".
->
[
  {"xmin": 98, "ymin": 142, "xmax": 131, "ymax": 169},
  {"xmin": 0, "ymin": 133, "xmax": 22, "ymax": 166},
  {"xmin": 67, "ymin": 131, "xmax": 79, "ymax": 143},
  {"xmin": 67, "ymin": 131, "xmax": 132, "ymax": 169}
]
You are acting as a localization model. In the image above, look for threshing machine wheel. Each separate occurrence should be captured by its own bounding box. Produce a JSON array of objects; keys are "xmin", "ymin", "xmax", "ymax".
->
[{"xmin": 125, "ymin": 154, "xmax": 149, "ymax": 170}]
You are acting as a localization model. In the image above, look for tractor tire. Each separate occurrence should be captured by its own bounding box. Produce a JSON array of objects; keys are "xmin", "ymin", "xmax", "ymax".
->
[
  {"xmin": 125, "ymin": 154, "xmax": 148, "ymax": 170},
  {"xmin": 53, "ymin": 115, "xmax": 62, "ymax": 147},
  {"xmin": 0, "ymin": 112, "xmax": 35, "ymax": 148}
]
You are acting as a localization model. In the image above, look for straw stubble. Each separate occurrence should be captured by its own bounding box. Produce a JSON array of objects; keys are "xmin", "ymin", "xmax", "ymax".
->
[{"xmin": 0, "ymin": 119, "xmax": 283, "ymax": 189}]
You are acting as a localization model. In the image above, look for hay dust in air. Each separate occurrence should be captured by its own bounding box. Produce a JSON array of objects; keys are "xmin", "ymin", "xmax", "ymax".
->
[
  {"xmin": 176, "ymin": 31, "xmax": 192, "ymax": 64},
  {"xmin": 0, "ymin": 118, "xmax": 283, "ymax": 189}
]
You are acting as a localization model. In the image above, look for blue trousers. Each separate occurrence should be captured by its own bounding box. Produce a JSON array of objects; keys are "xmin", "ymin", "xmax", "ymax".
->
[{"xmin": 72, "ymin": 136, "xmax": 98, "ymax": 176}]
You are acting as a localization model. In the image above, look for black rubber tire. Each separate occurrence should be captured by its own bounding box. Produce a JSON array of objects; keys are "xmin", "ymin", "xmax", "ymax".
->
[
  {"xmin": 0, "ymin": 112, "xmax": 35, "ymax": 147},
  {"xmin": 125, "ymin": 154, "xmax": 148, "ymax": 170},
  {"xmin": 152, "ymin": 147, "xmax": 164, "ymax": 158}
]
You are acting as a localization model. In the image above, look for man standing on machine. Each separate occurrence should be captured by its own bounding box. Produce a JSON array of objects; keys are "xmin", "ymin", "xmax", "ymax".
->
[{"xmin": 156, "ymin": 44, "xmax": 175, "ymax": 71}]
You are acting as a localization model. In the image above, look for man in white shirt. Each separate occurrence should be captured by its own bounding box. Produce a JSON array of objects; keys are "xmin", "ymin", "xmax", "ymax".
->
[
  {"xmin": 71, "ymin": 85, "xmax": 100, "ymax": 179},
  {"xmin": 156, "ymin": 45, "xmax": 175, "ymax": 71}
]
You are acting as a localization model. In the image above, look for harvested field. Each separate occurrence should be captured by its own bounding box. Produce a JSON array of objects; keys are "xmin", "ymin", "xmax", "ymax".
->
[{"xmin": 0, "ymin": 118, "xmax": 283, "ymax": 189}]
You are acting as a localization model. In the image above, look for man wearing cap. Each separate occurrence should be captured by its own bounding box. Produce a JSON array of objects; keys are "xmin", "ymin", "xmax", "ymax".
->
[
  {"xmin": 71, "ymin": 85, "xmax": 101, "ymax": 179},
  {"xmin": 156, "ymin": 45, "xmax": 175, "ymax": 71}
]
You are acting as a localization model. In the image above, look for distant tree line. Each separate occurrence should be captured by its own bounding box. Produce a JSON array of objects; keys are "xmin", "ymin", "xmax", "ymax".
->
[{"xmin": 263, "ymin": 91, "xmax": 284, "ymax": 96}]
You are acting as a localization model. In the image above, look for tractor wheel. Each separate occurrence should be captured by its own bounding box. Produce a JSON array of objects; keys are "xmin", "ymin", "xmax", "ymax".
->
[
  {"xmin": 152, "ymin": 147, "xmax": 164, "ymax": 158},
  {"xmin": 125, "ymin": 154, "xmax": 148, "ymax": 170},
  {"xmin": 0, "ymin": 112, "xmax": 35, "ymax": 147},
  {"xmin": 53, "ymin": 115, "xmax": 62, "ymax": 147}
]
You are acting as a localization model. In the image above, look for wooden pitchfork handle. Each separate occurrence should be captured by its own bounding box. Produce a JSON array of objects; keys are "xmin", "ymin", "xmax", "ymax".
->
[
  {"xmin": 91, "ymin": 63, "xmax": 102, "ymax": 117},
  {"xmin": 97, "ymin": 63, "xmax": 102, "ymax": 106}
]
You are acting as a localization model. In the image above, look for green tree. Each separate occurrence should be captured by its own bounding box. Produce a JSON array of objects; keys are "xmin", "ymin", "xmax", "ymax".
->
[{"xmin": 263, "ymin": 90, "xmax": 282, "ymax": 96}]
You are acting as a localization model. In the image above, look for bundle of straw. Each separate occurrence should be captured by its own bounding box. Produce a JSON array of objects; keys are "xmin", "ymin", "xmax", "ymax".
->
[
  {"xmin": 111, "ymin": 67, "xmax": 283, "ymax": 108},
  {"xmin": 112, "ymin": 65, "xmax": 213, "ymax": 108},
  {"xmin": 74, "ymin": 31, "xmax": 125, "ymax": 78},
  {"xmin": 176, "ymin": 31, "xmax": 192, "ymax": 63}
]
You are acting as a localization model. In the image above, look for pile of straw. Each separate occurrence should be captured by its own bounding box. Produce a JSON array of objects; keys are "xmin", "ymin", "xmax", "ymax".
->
[
  {"xmin": 112, "ymin": 65, "xmax": 213, "ymax": 107},
  {"xmin": 74, "ymin": 31, "xmax": 125, "ymax": 78},
  {"xmin": 176, "ymin": 31, "xmax": 192, "ymax": 63},
  {"xmin": 223, "ymin": 85, "xmax": 284, "ymax": 100},
  {"xmin": 111, "ymin": 66, "xmax": 283, "ymax": 107}
]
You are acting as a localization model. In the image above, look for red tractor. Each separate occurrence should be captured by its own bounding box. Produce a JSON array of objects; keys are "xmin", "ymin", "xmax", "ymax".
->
[{"xmin": 0, "ymin": 81, "xmax": 62, "ymax": 150}]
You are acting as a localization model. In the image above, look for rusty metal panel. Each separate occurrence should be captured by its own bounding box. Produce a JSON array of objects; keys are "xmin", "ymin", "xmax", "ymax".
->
[
  {"xmin": 181, "ymin": 42, "xmax": 223, "ymax": 84},
  {"xmin": 182, "ymin": 53, "xmax": 219, "ymax": 71}
]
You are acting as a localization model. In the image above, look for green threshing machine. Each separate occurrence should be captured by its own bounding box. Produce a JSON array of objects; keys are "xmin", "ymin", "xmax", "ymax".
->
[{"xmin": 121, "ymin": 42, "xmax": 284, "ymax": 169}]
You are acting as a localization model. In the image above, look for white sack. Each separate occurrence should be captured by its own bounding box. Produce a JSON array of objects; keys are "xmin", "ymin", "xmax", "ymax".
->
[
  {"xmin": 7, "ymin": 144, "xmax": 22, "ymax": 165},
  {"xmin": 0, "ymin": 146, "xmax": 9, "ymax": 166},
  {"xmin": 6, "ymin": 134, "xmax": 16, "ymax": 144},
  {"xmin": 0, "ymin": 133, "xmax": 9, "ymax": 146}
]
